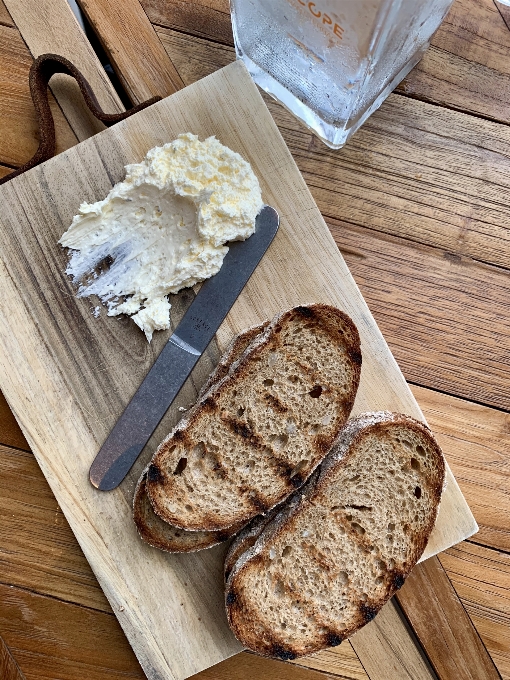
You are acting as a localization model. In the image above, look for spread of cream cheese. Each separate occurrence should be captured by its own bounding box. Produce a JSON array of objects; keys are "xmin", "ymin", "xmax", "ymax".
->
[{"xmin": 59, "ymin": 133, "xmax": 264, "ymax": 341}]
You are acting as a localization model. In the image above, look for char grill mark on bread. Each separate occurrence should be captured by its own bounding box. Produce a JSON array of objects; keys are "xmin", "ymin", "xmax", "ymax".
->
[
  {"xmin": 133, "ymin": 322, "xmax": 269, "ymax": 552},
  {"xmin": 146, "ymin": 304, "xmax": 362, "ymax": 532},
  {"xmin": 224, "ymin": 412, "xmax": 445, "ymax": 659}
]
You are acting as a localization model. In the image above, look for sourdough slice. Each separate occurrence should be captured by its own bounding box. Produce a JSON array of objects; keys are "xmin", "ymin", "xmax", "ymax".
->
[
  {"xmin": 146, "ymin": 304, "xmax": 362, "ymax": 532},
  {"xmin": 224, "ymin": 506, "xmax": 281, "ymax": 581},
  {"xmin": 225, "ymin": 412, "xmax": 445, "ymax": 659},
  {"xmin": 199, "ymin": 321, "xmax": 269, "ymax": 398},
  {"xmin": 134, "ymin": 471, "xmax": 243, "ymax": 551},
  {"xmin": 133, "ymin": 322, "xmax": 269, "ymax": 552}
]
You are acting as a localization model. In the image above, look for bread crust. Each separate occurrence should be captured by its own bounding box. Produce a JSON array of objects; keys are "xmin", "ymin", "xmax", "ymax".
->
[
  {"xmin": 146, "ymin": 304, "xmax": 362, "ymax": 532},
  {"xmin": 133, "ymin": 470, "xmax": 245, "ymax": 552},
  {"xmin": 225, "ymin": 412, "xmax": 445, "ymax": 659},
  {"xmin": 133, "ymin": 322, "xmax": 269, "ymax": 552}
]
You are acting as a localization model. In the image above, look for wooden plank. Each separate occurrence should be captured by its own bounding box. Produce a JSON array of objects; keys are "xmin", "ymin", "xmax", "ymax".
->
[
  {"xmin": 0, "ymin": 0, "xmax": 13, "ymax": 27},
  {"xmin": 349, "ymin": 599, "xmax": 436, "ymax": 680},
  {"xmin": 0, "ymin": 393, "xmax": 29, "ymax": 450},
  {"xmin": 399, "ymin": 0, "xmax": 510, "ymax": 125},
  {"xmin": 76, "ymin": 0, "xmax": 184, "ymax": 103},
  {"xmin": 0, "ymin": 583, "xmax": 146, "ymax": 680},
  {"xmin": 141, "ymin": 0, "xmax": 233, "ymax": 45},
  {"xmin": 411, "ymin": 384, "xmax": 510, "ymax": 551},
  {"xmin": 157, "ymin": 27, "xmax": 510, "ymax": 271},
  {"xmin": 330, "ymin": 217, "xmax": 510, "ymax": 410},
  {"xmin": 291, "ymin": 643, "xmax": 369, "ymax": 680},
  {"xmin": 0, "ymin": 62, "xmax": 475, "ymax": 680},
  {"xmin": 3, "ymin": 0, "xmax": 124, "ymax": 141},
  {"xmin": 0, "ymin": 634, "xmax": 26, "ymax": 680},
  {"xmin": 0, "ymin": 24, "xmax": 78, "ymax": 168},
  {"xmin": 0, "ymin": 165, "xmax": 14, "ymax": 180},
  {"xmin": 439, "ymin": 541, "xmax": 510, "ymax": 679},
  {"xmin": 0, "ymin": 444, "xmax": 109, "ymax": 611},
  {"xmin": 193, "ymin": 651, "xmax": 362, "ymax": 680},
  {"xmin": 396, "ymin": 555, "xmax": 500, "ymax": 679}
]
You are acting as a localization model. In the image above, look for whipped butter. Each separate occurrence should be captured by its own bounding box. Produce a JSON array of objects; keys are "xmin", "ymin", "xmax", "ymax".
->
[{"xmin": 59, "ymin": 133, "xmax": 263, "ymax": 341}]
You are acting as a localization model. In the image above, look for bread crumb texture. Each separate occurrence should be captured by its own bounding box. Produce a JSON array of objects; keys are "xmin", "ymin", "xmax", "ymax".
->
[
  {"xmin": 133, "ymin": 323, "xmax": 268, "ymax": 553},
  {"xmin": 225, "ymin": 412, "xmax": 445, "ymax": 659},
  {"xmin": 146, "ymin": 304, "xmax": 361, "ymax": 531}
]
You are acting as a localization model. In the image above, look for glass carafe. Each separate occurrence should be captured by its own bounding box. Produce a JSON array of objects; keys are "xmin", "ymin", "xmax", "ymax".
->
[{"xmin": 230, "ymin": 0, "xmax": 454, "ymax": 148}]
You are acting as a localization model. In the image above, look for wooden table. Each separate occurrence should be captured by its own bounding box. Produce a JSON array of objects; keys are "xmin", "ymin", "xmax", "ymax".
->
[{"xmin": 1, "ymin": 0, "xmax": 509, "ymax": 678}]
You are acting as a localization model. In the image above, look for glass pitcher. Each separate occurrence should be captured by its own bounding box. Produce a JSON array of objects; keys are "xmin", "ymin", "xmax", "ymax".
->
[{"xmin": 230, "ymin": 0, "xmax": 454, "ymax": 148}]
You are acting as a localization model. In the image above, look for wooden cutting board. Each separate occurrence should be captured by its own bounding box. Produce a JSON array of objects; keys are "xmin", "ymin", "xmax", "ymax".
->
[{"xmin": 0, "ymin": 61, "xmax": 477, "ymax": 680}]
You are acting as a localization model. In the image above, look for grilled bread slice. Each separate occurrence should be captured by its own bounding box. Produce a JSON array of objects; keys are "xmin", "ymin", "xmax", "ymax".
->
[
  {"xmin": 134, "ymin": 472, "xmax": 240, "ymax": 551},
  {"xmin": 225, "ymin": 412, "xmax": 445, "ymax": 659},
  {"xmin": 133, "ymin": 323, "xmax": 269, "ymax": 553},
  {"xmin": 146, "ymin": 304, "xmax": 362, "ymax": 532}
]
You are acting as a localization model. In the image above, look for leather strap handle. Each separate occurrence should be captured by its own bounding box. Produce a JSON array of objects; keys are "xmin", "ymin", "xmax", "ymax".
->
[{"xmin": 0, "ymin": 53, "xmax": 161, "ymax": 186}]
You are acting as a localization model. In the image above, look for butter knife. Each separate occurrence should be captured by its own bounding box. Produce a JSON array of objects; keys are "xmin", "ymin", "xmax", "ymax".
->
[{"xmin": 89, "ymin": 205, "xmax": 279, "ymax": 491}]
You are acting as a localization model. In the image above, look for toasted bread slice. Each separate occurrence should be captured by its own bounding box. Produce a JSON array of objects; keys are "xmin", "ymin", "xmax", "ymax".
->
[
  {"xmin": 146, "ymin": 304, "xmax": 362, "ymax": 532},
  {"xmin": 134, "ymin": 472, "xmax": 244, "ymax": 551},
  {"xmin": 199, "ymin": 321, "xmax": 269, "ymax": 398},
  {"xmin": 225, "ymin": 412, "xmax": 445, "ymax": 659},
  {"xmin": 224, "ymin": 507, "xmax": 281, "ymax": 580},
  {"xmin": 133, "ymin": 322, "xmax": 269, "ymax": 552}
]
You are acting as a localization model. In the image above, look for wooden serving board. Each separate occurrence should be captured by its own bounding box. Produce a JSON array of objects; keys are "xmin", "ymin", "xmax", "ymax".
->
[{"xmin": 0, "ymin": 61, "xmax": 477, "ymax": 680}]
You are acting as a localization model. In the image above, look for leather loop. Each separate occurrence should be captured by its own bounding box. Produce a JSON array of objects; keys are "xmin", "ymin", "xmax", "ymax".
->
[{"xmin": 0, "ymin": 53, "xmax": 162, "ymax": 186}]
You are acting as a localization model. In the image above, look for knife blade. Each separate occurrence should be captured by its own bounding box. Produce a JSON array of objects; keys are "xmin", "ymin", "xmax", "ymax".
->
[{"xmin": 89, "ymin": 205, "xmax": 279, "ymax": 491}]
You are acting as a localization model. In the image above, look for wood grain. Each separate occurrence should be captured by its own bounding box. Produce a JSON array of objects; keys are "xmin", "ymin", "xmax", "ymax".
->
[
  {"xmin": 193, "ymin": 651, "xmax": 363, "ymax": 680},
  {"xmin": 0, "ymin": 0, "xmax": 13, "ymax": 27},
  {"xmin": 0, "ymin": 62, "xmax": 475, "ymax": 680},
  {"xmin": 76, "ymin": 0, "xmax": 184, "ymax": 103},
  {"xmin": 142, "ymin": 0, "xmax": 233, "ymax": 45},
  {"xmin": 396, "ymin": 555, "xmax": 501, "ymax": 679},
  {"xmin": 0, "ymin": 393, "xmax": 29, "ymax": 450},
  {"xmin": 399, "ymin": 0, "xmax": 510, "ymax": 124},
  {"xmin": 349, "ymin": 599, "xmax": 436, "ymax": 680},
  {"xmin": 157, "ymin": 27, "xmax": 510, "ymax": 271},
  {"xmin": 0, "ymin": 24, "xmax": 78, "ymax": 168},
  {"xmin": 291, "ymin": 643, "xmax": 369, "ymax": 680},
  {"xmin": 0, "ymin": 444, "xmax": 109, "ymax": 611},
  {"xmin": 439, "ymin": 541, "xmax": 510, "ymax": 678},
  {"xmin": 3, "ymin": 0, "xmax": 123, "ymax": 141},
  {"xmin": 0, "ymin": 634, "xmax": 26, "ymax": 680},
  {"xmin": 0, "ymin": 583, "xmax": 145, "ymax": 680},
  {"xmin": 331, "ymin": 218, "xmax": 510, "ymax": 411},
  {"xmin": 411, "ymin": 385, "xmax": 510, "ymax": 551},
  {"xmin": 0, "ymin": 165, "xmax": 14, "ymax": 180}
]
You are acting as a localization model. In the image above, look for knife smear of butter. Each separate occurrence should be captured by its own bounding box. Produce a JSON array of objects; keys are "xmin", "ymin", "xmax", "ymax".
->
[{"xmin": 59, "ymin": 133, "xmax": 263, "ymax": 341}]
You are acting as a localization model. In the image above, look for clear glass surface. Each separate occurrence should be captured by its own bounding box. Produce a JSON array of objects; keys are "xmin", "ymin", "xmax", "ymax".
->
[{"xmin": 230, "ymin": 0, "xmax": 454, "ymax": 148}]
